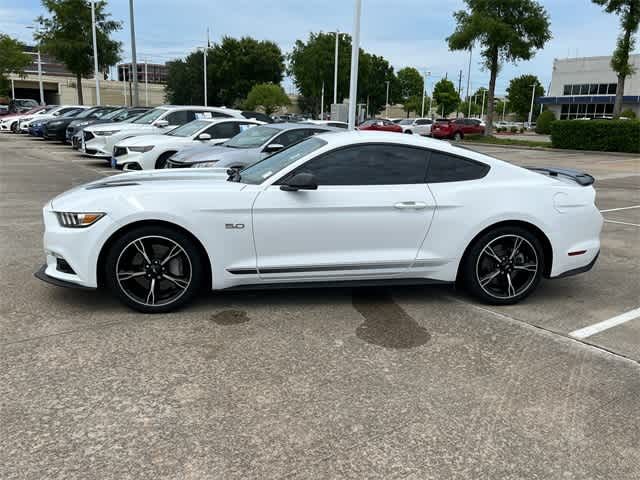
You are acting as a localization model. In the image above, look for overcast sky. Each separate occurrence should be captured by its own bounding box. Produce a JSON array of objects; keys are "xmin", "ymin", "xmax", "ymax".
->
[{"xmin": 0, "ymin": 0, "xmax": 630, "ymax": 96}]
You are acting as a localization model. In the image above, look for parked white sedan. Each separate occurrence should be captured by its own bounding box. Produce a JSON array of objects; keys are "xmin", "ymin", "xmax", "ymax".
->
[
  {"xmin": 113, "ymin": 118, "xmax": 263, "ymax": 170},
  {"xmin": 37, "ymin": 131, "xmax": 602, "ymax": 313},
  {"xmin": 397, "ymin": 118, "xmax": 433, "ymax": 135}
]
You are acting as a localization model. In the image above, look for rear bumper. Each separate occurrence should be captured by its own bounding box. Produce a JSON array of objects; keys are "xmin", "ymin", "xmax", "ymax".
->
[{"xmin": 552, "ymin": 251, "xmax": 599, "ymax": 279}]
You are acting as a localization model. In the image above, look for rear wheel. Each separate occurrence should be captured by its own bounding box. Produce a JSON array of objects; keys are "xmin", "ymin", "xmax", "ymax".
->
[
  {"xmin": 461, "ymin": 226, "xmax": 543, "ymax": 305},
  {"xmin": 104, "ymin": 226, "xmax": 205, "ymax": 313}
]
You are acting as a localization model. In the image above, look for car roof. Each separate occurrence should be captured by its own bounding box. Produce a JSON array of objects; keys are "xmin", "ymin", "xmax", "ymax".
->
[{"xmin": 312, "ymin": 130, "xmax": 508, "ymax": 167}]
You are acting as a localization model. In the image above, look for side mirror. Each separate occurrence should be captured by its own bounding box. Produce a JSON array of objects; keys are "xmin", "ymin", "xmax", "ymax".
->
[
  {"xmin": 264, "ymin": 143, "xmax": 284, "ymax": 153},
  {"xmin": 155, "ymin": 119, "xmax": 169, "ymax": 127},
  {"xmin": 280, "ymin": 172, "xmax": 318, "ymax": 192},
  {"xmin": 198, "ymin": 133, "xmax": 212, "ymax": 141}
]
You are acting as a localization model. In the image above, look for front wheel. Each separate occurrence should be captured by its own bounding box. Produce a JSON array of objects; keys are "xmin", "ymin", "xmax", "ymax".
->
[
  {"xmin": 104, "ymin": 226, "xmax": 205, "ymax": 313},
  {"xmin": 154, "ymin": 151, "xmax": 176, "ymax": 169},
  {"xmin": 461, "ymin": 226, "xmax": 543, "ymax": 305},
  {"xmin": 453, "ymin": 132, "xmax": 463, "ymax": 141}
]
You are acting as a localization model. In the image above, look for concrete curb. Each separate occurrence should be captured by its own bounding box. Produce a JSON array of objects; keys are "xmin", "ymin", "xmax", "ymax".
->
[{"xmin": 460, "ymin": 141, "xmax": 639, "ymax": 157}]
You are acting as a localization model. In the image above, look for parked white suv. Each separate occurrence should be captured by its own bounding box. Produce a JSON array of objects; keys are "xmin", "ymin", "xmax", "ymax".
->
[
  {"xmin": 397, "ymin": 118, "xmax": 433, "ymax": 136},
  {"xmin": 79, "ymin": 106, "xmax": 260, "ymax": 159},
  {"xmin": 113, "ymin": 118, "xmax": 264, "ymax": 170}
]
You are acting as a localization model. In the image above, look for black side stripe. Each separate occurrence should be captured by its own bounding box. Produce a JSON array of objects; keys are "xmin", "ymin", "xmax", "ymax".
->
[{"xmin": 227, "ymin": 260, "xmax": 445, "ymax": 275}]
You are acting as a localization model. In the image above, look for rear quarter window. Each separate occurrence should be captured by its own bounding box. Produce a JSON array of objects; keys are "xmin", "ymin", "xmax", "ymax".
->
[{"xmin": 427, "ymin": 151, "xmax": 490, "ymax": 183}]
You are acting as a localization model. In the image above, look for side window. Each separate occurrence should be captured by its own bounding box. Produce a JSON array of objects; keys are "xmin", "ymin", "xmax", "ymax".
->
[
  {"xmin": 287, "ymin": 144, "xmax": 429, "ymax": 186},
  {"xmin": 164, "ymin": 110, "xmax": 192, "ymax": 125},
  {"xmin": 272, "ymin": 129, "xmax": 311, "ymax": 148},
  {"xmin": 205, "ymin": 122, "xmax": 240, "ymax": 139},
  {"xmin": 427, "ymin": 152, "xmax": 489, "ymax": 183}
]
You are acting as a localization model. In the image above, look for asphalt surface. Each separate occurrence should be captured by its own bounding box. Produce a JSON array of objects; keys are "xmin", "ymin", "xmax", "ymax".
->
[{"xmin": 1, "ymin": 134, "xmax": 639, "ymax": 479}]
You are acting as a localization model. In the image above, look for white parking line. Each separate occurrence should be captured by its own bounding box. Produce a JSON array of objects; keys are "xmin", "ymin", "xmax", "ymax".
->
[
  {"xmin": 600, "ymin": 205, "xmax": 640, "ymax": 213},
  {"xmin": 569, "ymin": 308, "xmax": 640, "ymax": 339},
  {"xmin": 604, "ymin": 219, "xmax": 640, "ymax": 227}
]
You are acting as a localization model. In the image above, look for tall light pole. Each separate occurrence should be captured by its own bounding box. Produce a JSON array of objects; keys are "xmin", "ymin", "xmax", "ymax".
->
[
  {"xmin": 502, "ymin": 97, "xmax": 507, "ymax": 122},
  {"xmin": 347, "ymin": 0, "xmax": 362, "ymax": 130},
  {"xmin": 144, "ymin": 60, "xmax": 148, "ymax": 106},
  {"xmin": 320, "ymin": 81, "xmax": 325, "ymax": 119},
  {"xmin": 11, "ymin": 79, "xmax": 15, "ymax": 99},
  {"xmin": 465, "ymin": 44, "xmax": 472, "ymax": 117},
  {"xmin": 91, "ymin": 0, "xmax": 101, "ymax": 105},
  {"xmin": 385, "ymin": 80, "xmax": 390, "ymax": 118},
  {"xmin": 333, "ymin": 30, "xmax": 340, "ymax": 105},
  {"xmin": 480, "ymin": 88, "xmax": 486, "ymax": 120},
  {"xmin": 129, "ymin": 0, "xmax": 139, "ymax": 106},
  {"xmin": 203, "ymin": 28, "xmax": 209, "ymax": 107},
  {"xmin": 421, "ymin": 71, "xmax": 430, "ymax": 117},
  {"xmin": 528, "ymin": 82, "xmax": 537, "ymax": 126},
  {"xmin": 26, "ymin": 26, "xmax": 45, "ymax": 105}
]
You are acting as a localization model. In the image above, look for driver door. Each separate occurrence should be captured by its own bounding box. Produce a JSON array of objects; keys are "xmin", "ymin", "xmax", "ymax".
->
[{"xmin": 251, "ymin": 143, "xmax": 436, "ymax": 280}]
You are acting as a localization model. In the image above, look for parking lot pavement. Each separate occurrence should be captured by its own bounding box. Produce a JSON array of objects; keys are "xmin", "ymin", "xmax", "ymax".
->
[{"xmin": 1, "ymin": 134, "xmax": 639, "ymax": 479}]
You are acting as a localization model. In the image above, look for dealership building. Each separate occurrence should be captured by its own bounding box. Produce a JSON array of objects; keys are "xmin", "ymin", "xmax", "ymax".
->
[{"xmin": 538, "ymin": 54, "xmax": 640, "ymax": 119}]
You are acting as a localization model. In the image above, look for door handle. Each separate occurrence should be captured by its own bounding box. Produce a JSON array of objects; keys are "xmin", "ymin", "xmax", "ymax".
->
[{"xmin": 394, "ymin": 201, "xmax": 428, "ymax": 210}]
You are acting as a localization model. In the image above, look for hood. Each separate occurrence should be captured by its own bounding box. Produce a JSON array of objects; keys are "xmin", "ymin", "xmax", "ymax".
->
[
  {"xmin": 85, "ymin": 121, "xmax": 152, "ymax": 133},
  {"xmin": 117, "ymin": 134, "xmax": 182, "ymax": 147},
  {"xmin": 172, "ymin": 145, "xmax": 255, "ymax": 165},
  {"xmin": 51, "ymin": 169, "xmax": 241, "ymax": 211},
  {"xmin": 169, "ymin": 144, "xmax": 230, "ymax": 163}
]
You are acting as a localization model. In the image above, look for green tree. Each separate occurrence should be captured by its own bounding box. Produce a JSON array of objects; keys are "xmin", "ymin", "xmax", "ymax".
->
[
  {"xmin": 432, "ymin": 78, "xmax": 461, "ymax": 116},
  {"xmin": 447, "ymin": 0, "xmax": 551, "ymax": 135},
  {"xmin": 36, "ymin": 0, "xmax": 122, "ymax": 105},
  {"xmin": 506, "ymin": 74, "xmax": 545, "ymax": 121},
  {"xmin": 397, "ymin": 67, "xmax": 424, "ymax": 115},
  {"xmin": 402, "ymin": 95, "xmax": 425, "ymax": 116},
  {"xmin": 459, "ymin": 100, "xmax": 482, "ymax": 117},
  {"xmin": 535, "ymin": 110, "xmax": 555, "ymax": 134},
  {"xmin": 0, "ymin": 33, "xmax": 32, "ymax": 97},
  {"xmin": 288, "ymin": 31, "xmax": 399, "ymax": 117},
  {"xmin": 593, "ymin": 0, "xmax": 640, "ymax": 117},
  {"xmin": 244, "ymin": 83, "xmax": 290, "ymax": 115},
  {"xmin": 165, "ymin": 36, "xmax": 284, "ymax": 107}
]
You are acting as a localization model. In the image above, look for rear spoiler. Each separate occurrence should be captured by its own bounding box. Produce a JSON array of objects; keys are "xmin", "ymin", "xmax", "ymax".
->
[{"xmin": 525, "ymin": 167, "xmax": 595, "ymax": 186}]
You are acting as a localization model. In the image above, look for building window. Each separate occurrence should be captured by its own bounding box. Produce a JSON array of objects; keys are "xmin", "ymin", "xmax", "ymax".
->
[
  {"xmin": 560, "ymin": 103, "xmax": 614, "ymax": 120},
  {"xmin": 563, "ymin": 85, "xmax": 572, "ymax": 95},
  {"xmin": 562, "ymin": 83, "xmax": 619, "ymax": 97},
  {"xmin": 607, "ymin": 83, "xmax": 617, "ymax": 95}
]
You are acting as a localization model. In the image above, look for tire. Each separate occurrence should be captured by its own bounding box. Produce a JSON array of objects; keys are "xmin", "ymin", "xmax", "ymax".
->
[
  {"xmin": 453, "ymin": 132, "xmax": 463, "ymax": 141},
  {"xmin": 461, "ymin": 226, "xmax": 544, "ymax": 305},
  {"xmin": 10, "ymin": 122, "xmax": 18, "ymax": 133},
  {"xmin": 405, "ymin": 130, "xmax": 413, "ymax": 134},
  {"xmin": 154, "ymin": 151, "xmax": 176, "ymax": 169},
  {"xmin": 104, "ymin": 225, "xmax": 205, "ymax": 313}
]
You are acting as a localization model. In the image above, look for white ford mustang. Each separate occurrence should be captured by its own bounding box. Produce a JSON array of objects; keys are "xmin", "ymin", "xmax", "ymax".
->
[{"xmin": 37, "ymin": 131, "xmax": 602, "ymax": 313}]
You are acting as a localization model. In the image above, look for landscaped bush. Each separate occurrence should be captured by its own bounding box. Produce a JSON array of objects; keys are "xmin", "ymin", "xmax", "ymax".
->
[
  {"xmin": 510, "ymin": 126, "xmax": 518, "ymax": 133},
  {"xmin": 535, "ymin": 110, "xmax": 555, "ymax": 134},
  {"xmin": 550, "ymin": 120, "xmax": 640, "ymax": 153},
  {"xmin": 620, "ymin": 109, "xmax": 637, "ymax": 119}
]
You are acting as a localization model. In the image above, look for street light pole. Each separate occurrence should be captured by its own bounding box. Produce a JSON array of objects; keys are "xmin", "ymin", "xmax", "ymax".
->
[
  {"xmin": 465, "ymin": 44, "xmax": 472, "ymax": 116},
  {"xmin": 333, "ymin": 30, "xmax": 340, "ymax": 105},
  {"xmin": 347, "ymin": 0, "xmax": 362, "ymax": 130},
  {"xmin": 203, "ymin": 28, "xmax": 209, "ymax": 107},
  {"xmin": 528, "ymin": 82, "xmax": 537, "ymax": 126},
  {"xmin": 480, "ymin": 88, "xmax": 486, "ymax": 120},
  {"xmin": 129, "ymin": 0, "xmax": 139, "ymax": 106},
  {"xmin": 27, "ymin": 26, "xmax": 45, "ymax": 105},
  {"xmin": 144, "ymin": 61, "xmax": 148, "ymax": 106},
  {"xmin": 91, "ymin": 0, "xmax": 101, "ymax": 105},
  {"xmin": 502, "ymin": 97, "xmax": 507, "ymax": 122},
  {"xmin": 385, "ymin": 80, "xmax": 390, "ymax": 118},
  {"xmin": 421, "ymin": 71, "xmax": 430, "ymax": 117},
  {"xmin": 11, "ymin": 78, "xmax": 15, "ymax": 99}
]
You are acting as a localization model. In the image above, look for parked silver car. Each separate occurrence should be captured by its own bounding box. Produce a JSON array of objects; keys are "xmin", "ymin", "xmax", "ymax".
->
[{"xmin": 166, "ymin": 123, "xmax": 339, "ymax": 169}]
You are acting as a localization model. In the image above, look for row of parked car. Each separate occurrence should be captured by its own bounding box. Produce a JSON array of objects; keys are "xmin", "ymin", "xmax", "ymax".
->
[{"xmin": 1, "ymin": 101, "xmax": 485, "ymax": 172}]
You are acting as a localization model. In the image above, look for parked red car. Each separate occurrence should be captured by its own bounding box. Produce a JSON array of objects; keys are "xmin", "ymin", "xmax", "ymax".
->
[
  {"xmin": 358, "ymin": 118, "xmax": 403, "ymax": 133},
  {"xmin": 430, "ymin": 118, "xmax": 485, "ymax": 140}
]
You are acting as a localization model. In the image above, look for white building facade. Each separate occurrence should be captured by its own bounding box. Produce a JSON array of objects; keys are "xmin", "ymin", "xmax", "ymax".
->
[{"xmin": 539, "ymin": 55, "xmax": 640, "ymax": 119}]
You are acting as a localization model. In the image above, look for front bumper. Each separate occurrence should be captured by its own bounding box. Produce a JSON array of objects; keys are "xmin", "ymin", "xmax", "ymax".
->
[
  {"xmin": 34, "ymin": 264, "xmax": 95, "ymax": 290},
  {"xmin": 81, "ymin": 136, "xmax": 111, "ymax": 157}
]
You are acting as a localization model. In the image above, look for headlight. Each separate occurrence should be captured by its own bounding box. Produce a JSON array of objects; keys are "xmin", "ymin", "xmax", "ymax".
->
[
  {"xmin": 192, "ymin": 161, "xmax": 219, "ymax": 168},
  {"xmin": 94, "ymin": 130, "xmax": 120, "ymax": 136},
  {"xmin": 76, "ymin": 121, "xmax": 90, "ymax": 127},
  {"xmin": 127, "ymin": 145, "xmax": 153, "ymax": 153},
  {"xmin": 55, "ymin": 212, "xmax": 105, "ymax": 228},
  {"xmin": 48, "ymin": 121, "xmax": 62, "ymax": 127}
]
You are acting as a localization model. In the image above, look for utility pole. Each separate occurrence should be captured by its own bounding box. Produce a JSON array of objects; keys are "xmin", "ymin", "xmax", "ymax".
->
[
  {"xmin": 465, "ymin": 45, "xmax": 472, "ymax": 117},
  {"xmin": 480, "ymin": 89, "xmax": 486, "ymax": 120},
  {"xmin": 333, "ymin": 30, "xmax": 340, "ymax": 105},
  {"xmin": 203, "ymin": 28, "xmax": 209, "ymax": 106},
  {"xmin": 91, "ymin": 0, "xmax": 101, "ymax": 105},
  {"xmin": 129, "ymin": 0, "xmax": 139, "ymax": 106},
  {"xmin": 502, "ymin": 97, "xmax": 507, "ymax": 122},
  {"xmin": 528, "ymin": 82, "xmax": 537, "ymax": 126},
  {"xmin": 144, "ymin": 61, "xmax": 148, "ymax": 106},
  {"xmin": 456, "ymin": 69, "xmax": 462, "ymax": 118},
  {"xmin": 347, "ymin": 0, "xmax": 362, "ymax": 130},
  {"xmin": 320, "ymin": 81, "xmax": 325, "ymax": 119},
  {"xmin": 385, "ymin": 80, "xmax": 390, "ymax": 118},
  {"xmin": 11, "ymin": 78, "xmax": 15, "ymax": 99}
]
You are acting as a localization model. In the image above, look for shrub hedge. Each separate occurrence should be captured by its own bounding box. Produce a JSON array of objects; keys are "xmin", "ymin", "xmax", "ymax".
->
[
  {"xmin": 550, "ymin": 120, "xmax": 640, "ymax": 153},
  {"xmin": 535, "ymin": 110, "xmax": 555, "ymax": 134}
]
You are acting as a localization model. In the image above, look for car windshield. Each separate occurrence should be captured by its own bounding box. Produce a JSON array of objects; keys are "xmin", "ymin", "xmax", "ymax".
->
[
  {"xmin": 133, "ymin": 108, "xmax": 167, "ymax": 124},
  {"xmin": 75, "ymin": 108, "xmax": 102, "ymax": 119},
  {"xmin": 60, "ymin": 109, "xmax": 83, "ymax": 118},
  {"xmin": 398, "ymin": 119, "xmax": 414, "ymax": 125},
  {"xmin": 237, "ymin": 137, "xmax": 327, "ymax": 185},
  {"xmin": 225, "ymin": 125, "xmax": 279, "ymax": 149},
  {"xmin": 101, "ymin": 108, "xmax": 126, "ymax": 120},
  {"xmin": 166, "ymin": 120, "xmax": 210, "ymax": 137}
]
